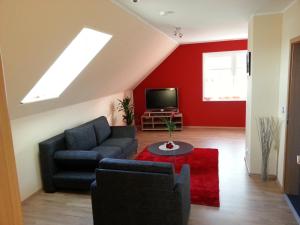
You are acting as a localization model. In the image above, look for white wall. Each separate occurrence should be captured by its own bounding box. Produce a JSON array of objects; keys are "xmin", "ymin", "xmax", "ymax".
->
[
  {"xmin": 10, "ymin": 91, "xmax": 128, "ymax": 201},
  {"xmin": 278, "ymin": 0, "xmax": 300, "ymax": 186},
  {"xmin": 246, "ymin": 14, "xmax": 282, "ymax": 175}
]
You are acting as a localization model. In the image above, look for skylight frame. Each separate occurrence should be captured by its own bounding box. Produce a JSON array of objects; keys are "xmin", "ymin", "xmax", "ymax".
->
[{"xmin": 21, "ymin": 27, "xmax": 112, "ymax": 104}]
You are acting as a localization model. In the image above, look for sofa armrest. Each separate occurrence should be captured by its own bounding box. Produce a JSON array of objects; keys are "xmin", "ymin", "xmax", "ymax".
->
[
  {"xmin": 90, "ymin": 180, "xmax": 97, "ymax": 193},
  {"xmin": 39, "ymin": 133, "xmax": 65, "ymax": 193},
  {"xmin": 39, "ymin": 143, "xmax": 59, "ymax": 193},
  {"xmin": 174, "ymin": 164, "xmax": 191, "ymax": 225},
  {"xmin": 110, "ymin": 126, "xmax": 136, "ymax": 138},
  {"xmin": 175, "ymin": 164, "xmax": 190, "ymax": 197},
  {"xmin": 90, "ymin": 180, "xmax": 101, "ymax": 225},
  {"xmin": 54, "ymin": 150, "xmax": 101, "ymax": 169}
]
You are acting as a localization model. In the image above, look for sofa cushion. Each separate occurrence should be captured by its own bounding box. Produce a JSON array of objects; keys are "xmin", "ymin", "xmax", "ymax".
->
[
  {"xmin": 121, "ymin": 139, "xmax": 138, "ymax": 157},
  {"xmin": 54, "ymin": 150, "xmax": 100, "ymax": 170},
  {"xmin": 65, "ymin": 124, "xmax": 97, "ymax": 150},
  {"xmin": 101, "ymin": 138, "xmax": 134, "ymax": 152},
  {"xmin": 93, "ymin": 117, "xmax": 111, "ymax": 144},
  {"xmin": 53, "ymin": 171, "xmax": 95, "ymax": 190},
  {"xmin": 92, "ymin": 146, "xmax": 123, "ymax": 159}
]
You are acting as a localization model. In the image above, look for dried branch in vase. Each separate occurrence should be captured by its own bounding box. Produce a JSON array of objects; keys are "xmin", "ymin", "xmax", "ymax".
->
[{"xmin": 256, "ymin": 117, "xmax": 280, "ymax": 181}]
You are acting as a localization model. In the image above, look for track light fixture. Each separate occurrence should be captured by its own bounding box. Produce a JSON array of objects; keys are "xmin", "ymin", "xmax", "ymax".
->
[{"xmin": 174, "ymin": 27, "xmax": 183, "ymax": 38}]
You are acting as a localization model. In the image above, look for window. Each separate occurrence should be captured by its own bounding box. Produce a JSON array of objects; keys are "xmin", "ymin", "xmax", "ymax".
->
[
  {"xmin": 21, "ymin": 28, "xmax": 112, "ymax": 104},
  {"xmin": 203, "ymin": 50, "xmax": 247, "ymax": 101}
]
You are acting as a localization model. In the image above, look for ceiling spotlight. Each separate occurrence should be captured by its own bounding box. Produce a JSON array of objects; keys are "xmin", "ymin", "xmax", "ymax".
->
[{"xmin": 173, "ymin": 27, "xmax": 183, "ymax": 38}]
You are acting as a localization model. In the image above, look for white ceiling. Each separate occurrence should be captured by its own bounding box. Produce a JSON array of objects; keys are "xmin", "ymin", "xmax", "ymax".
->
[{"xmin": 113, "ymin": 0, "xmax": 295, "ymax": 43}]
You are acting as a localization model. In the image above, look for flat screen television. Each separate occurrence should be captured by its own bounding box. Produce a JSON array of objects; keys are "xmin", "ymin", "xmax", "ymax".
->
[{"xmin": 145, "ymin": 88, "xmax": 178, "ymax": 111}]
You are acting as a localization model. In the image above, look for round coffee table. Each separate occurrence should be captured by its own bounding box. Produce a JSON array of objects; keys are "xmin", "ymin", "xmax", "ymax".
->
[{"xmin": 148, "ymin": 141, "xmax": 193, "ymax": 156}]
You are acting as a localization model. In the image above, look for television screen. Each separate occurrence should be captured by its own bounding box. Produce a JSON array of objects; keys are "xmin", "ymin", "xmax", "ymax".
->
[{"xmin": 145, "ymin": 88, "xmax": 178, "ymax": 110}]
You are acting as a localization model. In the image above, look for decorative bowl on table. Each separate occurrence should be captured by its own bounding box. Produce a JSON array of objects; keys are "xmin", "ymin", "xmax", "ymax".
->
[{"xmin": 158, "ymin": 141, "xmax": 180, "ymax": 151}]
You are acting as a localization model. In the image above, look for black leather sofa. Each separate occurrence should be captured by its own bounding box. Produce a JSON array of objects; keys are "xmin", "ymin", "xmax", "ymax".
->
[
  {"xmin": 91, "ymin": 158, "xmax": 191, "ymax": 225},
  {"xmin": 39, "ymin": 116, "xmax": 138, "ymax": 193}
]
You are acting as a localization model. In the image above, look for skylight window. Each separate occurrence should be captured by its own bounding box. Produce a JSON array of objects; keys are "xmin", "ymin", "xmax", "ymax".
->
[{"xmin": 21, "ymin": 28, "xmax": 112, "ymax": 104}]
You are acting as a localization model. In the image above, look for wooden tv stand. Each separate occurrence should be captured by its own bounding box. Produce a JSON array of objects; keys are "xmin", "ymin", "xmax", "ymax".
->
[{"xmin": 141, "ymin": 111, "xmax": 183, "ymax": 131}]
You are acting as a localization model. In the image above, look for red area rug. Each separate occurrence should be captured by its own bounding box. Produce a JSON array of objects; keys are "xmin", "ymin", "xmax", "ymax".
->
[{"xmin": 135, "ymin": 148, "xmax": 220, "ymax": 207}]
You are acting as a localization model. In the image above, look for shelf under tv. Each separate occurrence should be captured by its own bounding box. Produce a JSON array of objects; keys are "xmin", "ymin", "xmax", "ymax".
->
[{"xmin": 141, "ymin": 111, "xmax": 183, "ymax": 131}]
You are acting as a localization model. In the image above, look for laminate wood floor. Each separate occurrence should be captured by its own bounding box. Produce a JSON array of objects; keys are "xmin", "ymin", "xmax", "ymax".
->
[{"xmin": 22, "ymin": 127, "xmax": 297, "ymax": 225}]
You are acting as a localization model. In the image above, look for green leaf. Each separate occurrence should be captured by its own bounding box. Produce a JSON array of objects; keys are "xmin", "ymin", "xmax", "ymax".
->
[{"xmin": 117, "ymin": 96, "xmax": 134, "ymax": 125}]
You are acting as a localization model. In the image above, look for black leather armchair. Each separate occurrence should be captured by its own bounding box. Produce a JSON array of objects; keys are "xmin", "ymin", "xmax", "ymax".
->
[{"xmin": 91, "ymin": 158, "xmax": 190, "ymax": 225}]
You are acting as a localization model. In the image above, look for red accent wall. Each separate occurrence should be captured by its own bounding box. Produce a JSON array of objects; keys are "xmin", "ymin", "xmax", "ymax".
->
[{"xmin": 133, "ymin": 40, "xmax": 247, "ymax": 127}]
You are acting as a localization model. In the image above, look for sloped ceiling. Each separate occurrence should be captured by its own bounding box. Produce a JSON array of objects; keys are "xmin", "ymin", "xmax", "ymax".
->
[{"xmin": 0, "ymin": 0, "xmax": 178, "ymax": 119}]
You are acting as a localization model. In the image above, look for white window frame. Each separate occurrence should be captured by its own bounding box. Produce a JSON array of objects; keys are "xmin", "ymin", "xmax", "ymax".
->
[{"xmin": 202, "ymin": 50, "xmax": 247, "ymax": 102}]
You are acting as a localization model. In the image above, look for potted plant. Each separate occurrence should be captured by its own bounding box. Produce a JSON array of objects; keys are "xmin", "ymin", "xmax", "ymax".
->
[
  {"xmin": 118, "ymin": 96, "xmax": 134, "ymax": 126},
  {"xmin": 163, "ymin": 113, "xmax": 176, "ymax": 149}
]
